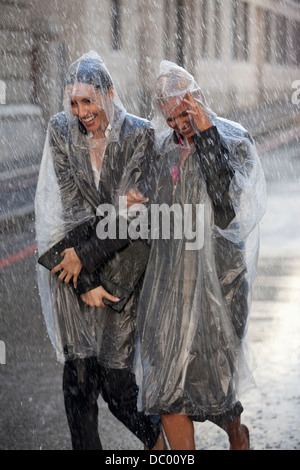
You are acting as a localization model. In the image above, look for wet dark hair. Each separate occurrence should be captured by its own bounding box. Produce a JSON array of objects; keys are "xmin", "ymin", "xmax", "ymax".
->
[{"xmin": 66, "ymin": 56, "xmax": 113, "ymax": 94}]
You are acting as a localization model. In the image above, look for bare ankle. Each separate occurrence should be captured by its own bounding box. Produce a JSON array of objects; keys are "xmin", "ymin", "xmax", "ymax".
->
[{"xmin": 229, "ymin": 424, "xmax": 250, "ymax": 450}]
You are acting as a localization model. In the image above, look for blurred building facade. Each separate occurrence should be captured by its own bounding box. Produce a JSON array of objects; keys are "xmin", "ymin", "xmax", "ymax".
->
[{"xmin": 0, "ymin": 0, "xmax": 299, "ymax": 164}]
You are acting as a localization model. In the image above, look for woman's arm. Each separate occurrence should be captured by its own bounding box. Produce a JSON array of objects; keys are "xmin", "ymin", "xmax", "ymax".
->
[{"xmin": 193, "ymin": 126, "xmax": 236, "ymax": 229}]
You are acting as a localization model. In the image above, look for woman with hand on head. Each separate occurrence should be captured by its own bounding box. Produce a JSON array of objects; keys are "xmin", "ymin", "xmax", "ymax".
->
[{"xmin": 132, "ymin": 61, "xmax": 266, "ymax": 450}]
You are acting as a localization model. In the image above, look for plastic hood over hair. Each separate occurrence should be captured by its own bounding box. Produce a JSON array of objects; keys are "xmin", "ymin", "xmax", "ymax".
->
[
  {"xmin": 132, "ymin": 60, "xmax": 267, "ymax": 417},
  {"xmin": 152, "ymin": 60, "xmax": 216, "ymax": 140},
  {"xmin": 151, "ymin": 60, "xmax": 266, "ymax": 243}
]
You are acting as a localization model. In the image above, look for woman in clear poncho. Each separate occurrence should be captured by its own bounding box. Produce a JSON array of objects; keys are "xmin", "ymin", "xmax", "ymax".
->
[
  {"xmin": 35, "ymin": 50, "xmax": 131, "ymax": 362},
  {"xmin": 130, "ymin": 61, "xmax": 267, "ymax": 450},
  {"xmin": 35, "ymin": 51, "xmax": 164, "ymax": 450}
]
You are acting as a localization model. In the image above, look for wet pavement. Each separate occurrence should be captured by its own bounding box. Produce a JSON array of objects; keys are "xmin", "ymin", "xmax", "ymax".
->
[{"xmin": 0, "ymin": 120, "xmax": 299, "ymax": 452}]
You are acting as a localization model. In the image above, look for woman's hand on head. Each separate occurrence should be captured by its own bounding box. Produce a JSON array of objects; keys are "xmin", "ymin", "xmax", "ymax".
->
[
  {"xmin": 126, "ymin": 189, "xmax": 149, "ymax": 207},
  {"xmin": 183, "ymin": 91, "xmax": 212, "ymax": 133}
]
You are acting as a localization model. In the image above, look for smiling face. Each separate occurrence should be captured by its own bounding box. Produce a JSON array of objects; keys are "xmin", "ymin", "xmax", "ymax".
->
[
  {"xmin": 67, "ymin": 83, "xmax": 114, "ymax": 136},
  {"xmin": 159, "ymin": 96, "xmax": 195, "ymax": 144}
]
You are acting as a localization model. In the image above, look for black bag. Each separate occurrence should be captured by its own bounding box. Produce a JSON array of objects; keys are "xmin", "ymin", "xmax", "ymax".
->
[
  {"xmin": 38, "ymin": 221, "xmax": 150, "ymax": 313},
  {"xmin": 98, "ymin": 239, "xmax": 150, "ymax": 312},
  {"xmin": 38, "ymin": 220, "xmax": 96, "ymax": 270}
]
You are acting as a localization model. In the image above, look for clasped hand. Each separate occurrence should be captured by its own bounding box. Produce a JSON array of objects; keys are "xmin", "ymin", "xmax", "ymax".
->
[
  {"xmin": 51, "ymin": 247, "xmax": 82, "ymax": 289},
  {"xmin": 52, "ymin": 189, "xmax": 146, "ymax": 305},
  {"xmin": 81, "ymin": 286, "xmax": 120, "ymax": 308},
  {"xmin": 126, "ymin": 189, "xmax": 148, "ymax": 207}
]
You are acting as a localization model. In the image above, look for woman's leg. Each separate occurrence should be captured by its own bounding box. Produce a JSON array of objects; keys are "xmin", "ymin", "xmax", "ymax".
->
[
  {"xmin": 161, "ymin": 414, "xmax": 196, "ymax": 450},
  {"xmin": 220, "ymin": 415, "xmax": 250, "ymax": 450},
  {"xmin": 99, "ymin": 366, "xmax": 163, "ymax": 450}
]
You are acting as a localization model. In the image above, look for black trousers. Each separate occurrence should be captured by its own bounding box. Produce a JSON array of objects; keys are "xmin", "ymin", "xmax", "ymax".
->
[{"xmin": 63, "ymin": 356, "xmax": 161, "ymax": 450}]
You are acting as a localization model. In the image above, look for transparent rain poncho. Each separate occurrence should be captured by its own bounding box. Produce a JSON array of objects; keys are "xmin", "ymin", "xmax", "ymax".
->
[
  {"xmin": 35, "ymin": 51, "xmax": 152, "ymax": 364},
  {"xmin": 129, "ymin": 61, "xmax": 267, "ymax": 420}
]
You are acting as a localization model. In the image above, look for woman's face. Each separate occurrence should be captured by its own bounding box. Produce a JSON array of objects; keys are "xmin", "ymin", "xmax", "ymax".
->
[
  {"xmin": 160, "ymin": 95, "xmax": 195, "ymax": 143},
  {"xmin": 67, "ymin": 83, "xmax": 114, "ymax": 135}
]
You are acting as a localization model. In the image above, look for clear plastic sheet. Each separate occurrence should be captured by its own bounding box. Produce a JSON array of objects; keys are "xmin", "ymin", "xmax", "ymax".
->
[
  {"xmin": 35, "ymin": 51, "xmax": 152, "ymax": 364},
  {"xmin": 35, "ymin": 134, "xmax": 99, "ymax": 361},
  {"xmin": 132, "ymin": 61, "xmax": 267, "ymax": 419}
]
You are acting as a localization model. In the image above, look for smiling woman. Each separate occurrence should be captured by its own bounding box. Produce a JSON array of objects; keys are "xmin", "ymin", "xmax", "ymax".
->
[
  {"xmin": 34, "ymin": 50, "xmax": 164, "ymax": 451},
  {"xmin": 63, "ymin": 53, "xmax": 119, "ymax": 135},
  {"xmin": 67, "ymin": 82, "xmax": 115, "ymax": 178},
  {"xmin": 68, "ymin": 83, "xmax": 114, "ymax": 137},
  {"xmin": 162, "ymin": 93, "xmax": 212, "ymax": 144},
  {"xmin": 131, "ymin": 60, "xmax": 267, "ymax": 451}
]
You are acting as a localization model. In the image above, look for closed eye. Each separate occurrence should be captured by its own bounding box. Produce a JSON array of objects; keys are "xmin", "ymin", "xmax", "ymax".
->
[
  {"xmin": 167, "ymin": 111, "xmax": 188, "ymax": 122},
  {"xmin": 71, "ymin": 99, "xmax": 92, "ymax": 106}
]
